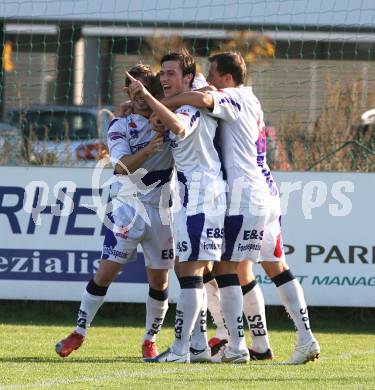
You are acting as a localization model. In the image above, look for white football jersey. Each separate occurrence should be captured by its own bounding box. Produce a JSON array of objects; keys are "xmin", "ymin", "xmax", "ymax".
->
[
  {"xmin": 192, "ymin": 73, "xmax": 208, "ymax": 90},
  {"xmin": 107, "ymin": 114, "xmax": 173, "ymax": 207},
  {"xmin": 208, "ymin": 86, "xmax": 278, "ymax": 211},
  {"xmin": 169, "ymin": 105, "xmax": 225, "ymax": 214}
]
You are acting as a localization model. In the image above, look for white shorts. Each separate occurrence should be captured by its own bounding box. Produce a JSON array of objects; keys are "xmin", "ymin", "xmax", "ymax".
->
[
  {"xmin": 222, "ymin": 195, "xmax": 285, "ymax": 263},
  {"xmin": 221, "ymin": 207, "xmax": 267, "ymax": 262},
  {"xmin": 174, "ymin": 194, "xmax": 226, "ymax": 262},
  {"xmin": 101, "ymin": 203, "xmax": 174, "ymax": 269}
]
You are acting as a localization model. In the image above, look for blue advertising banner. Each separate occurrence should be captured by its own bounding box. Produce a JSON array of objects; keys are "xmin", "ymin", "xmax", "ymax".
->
[{"xmin": 0, "ymin": 166, "xmax": 374, "ymax": 306}]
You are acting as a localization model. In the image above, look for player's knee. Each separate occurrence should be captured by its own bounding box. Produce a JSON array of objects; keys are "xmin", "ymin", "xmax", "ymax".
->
[
  {"xmin": 94, "ymin": 260, "xmax": 121, "ymax": 286},
  {"xmin": 238, "ymin": 272, "xmax": 254, "ymax": 286},
  {"xmin": 213, "ymin": 261, "xmax": 238, "ymax": 276},
  {"xmin": 148, "ymin": 269, "xmax": 168, "ymax": 290},
  {"xmin": 149, "ymin": 277, "xmax": 168, "ymax": 291},
  {"xmin": 237, "ymin": 260, "xmax": 254, "ymax": 285},
  {"xmin": 93, "ymin": 273, "xmax": 114, "ymax": 287},
  {"xmin": 262, "ymin": 260, "xmax": 288, "ymax": 279}
]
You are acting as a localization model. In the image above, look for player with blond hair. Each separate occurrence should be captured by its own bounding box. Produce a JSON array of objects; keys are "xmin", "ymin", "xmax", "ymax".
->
[{"xmin": 55, "ymin": 64, "xmax": 175, "ymax": 360}]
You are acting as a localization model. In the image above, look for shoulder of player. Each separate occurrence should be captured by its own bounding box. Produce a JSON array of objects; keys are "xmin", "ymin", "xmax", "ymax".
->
[
  {"xmin": 218, "ymin": 86, "xmax": 242, "ymax": 96},
  {"xmin": 107, "ymin": 116, "xmax": 128, "ymax": 131},
  {"xmin": 176, "ymin": 104, "xmax": 194, "ymax": 112},
  {"xmin": 176, "ymin": 105, "xmax": 210, "ymax": 128},
  {"xmin": 235, "ymin": 85, "xmax": 255, "ymax": 99},
  {"xmin": 214, "ymin": 87, "xmax": 245, "ymax": 111},
  {"xmin": 207, "ymin": 87, "xmax": 236, "ymax": 102},
  {"xmin": 176, "ymin": 104, "xmax": 205, "ymax": 118},
  {"xmin": 109, "ymin": 114, "xmax": 149, "ymax": 132}
]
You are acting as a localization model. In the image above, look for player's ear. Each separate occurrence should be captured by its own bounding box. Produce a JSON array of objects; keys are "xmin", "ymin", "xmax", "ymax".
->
[
  {"xmin": 224, "ymin": 73, "xmax": 232, "ymax": 85},
  {"xmin": 185, "ymin": 73, "xmax": 193, "ymax": 85}
]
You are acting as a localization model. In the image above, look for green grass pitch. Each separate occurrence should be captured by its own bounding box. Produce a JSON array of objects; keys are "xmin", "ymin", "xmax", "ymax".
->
[{"xmin": 0, "ymin": 302, "xmax": 374, "ymax": 389}]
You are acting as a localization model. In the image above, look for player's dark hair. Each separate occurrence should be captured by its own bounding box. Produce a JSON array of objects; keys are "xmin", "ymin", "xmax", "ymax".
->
[
  {"xmin": 208, "ymin": 51, "xmax": 247, "ymax": 85},
  {"xmin": 150, "ymin": 72, "xmax": 164, "ymax": 99},
  {"xmin": 125, "ymin": 64, "xmax": 154, "ymax": 87},
  {"xmin": 160, "ymin": 49, "xmax": 196, "ymax": 87}
]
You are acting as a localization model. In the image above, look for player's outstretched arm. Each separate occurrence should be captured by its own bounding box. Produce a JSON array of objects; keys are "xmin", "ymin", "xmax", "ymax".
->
[
  {"xmin": 161, "ymin": 91, "xmax": 214, "ymax": 111},
  {"xmin": 126, "ymin": 71, "xmax": 185, "ymax": 136}
]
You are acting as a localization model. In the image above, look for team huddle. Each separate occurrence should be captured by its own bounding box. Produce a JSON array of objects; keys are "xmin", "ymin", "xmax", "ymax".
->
[{"xmin": 55, "ymin": 50, "xmax": 320, "ymax": 364}]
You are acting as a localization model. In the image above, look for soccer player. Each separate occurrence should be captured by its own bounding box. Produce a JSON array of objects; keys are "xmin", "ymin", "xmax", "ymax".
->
[
  {"xmin": 116, "ymin": 71, "xmax": 212, "ymax": 361},
  {"xmin": 168, "ymin": 71, "xmax": 270, "ymax": 361},
  {"xmin": 126, "ymin": 50, "xmax": 228, "ymax": 363},
  {"xmin": 161, "ymin": 51, "xmax": 320, "ymax": 365},
  {"xmin": 55, "ymin": 64, "xmax": 175, "ymax": 360}
]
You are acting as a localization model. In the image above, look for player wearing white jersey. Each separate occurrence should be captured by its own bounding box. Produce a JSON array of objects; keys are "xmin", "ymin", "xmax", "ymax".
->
[
  {"xmin": 163, "ymin": 70, "xmax": 272, "ymax": 361},
  {"xmin": 127, "ymin": 50, "xmax": 231, "ymax": 363},
  {"xmin": 116, "ymin": 70, "xmax": 212, "ymax": 360},
  {"xmin": 161, "ymin": 51, "xmax": 320, "ymax": 364},
  {"xmin": 55, "ymin": 65, "xmax": 174, "ymax": 360}
]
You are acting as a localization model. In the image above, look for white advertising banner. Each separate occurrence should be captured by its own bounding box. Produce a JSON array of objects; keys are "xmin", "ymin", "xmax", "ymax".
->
[{"xmin": 0, "ymin": 166, "xmax": 374, "ymax": 307}]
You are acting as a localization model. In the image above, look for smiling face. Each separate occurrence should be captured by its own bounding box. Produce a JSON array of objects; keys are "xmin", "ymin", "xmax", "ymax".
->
[{"xmin": 160, "ymin": 60, "xmax": 193, "ymax": 98}]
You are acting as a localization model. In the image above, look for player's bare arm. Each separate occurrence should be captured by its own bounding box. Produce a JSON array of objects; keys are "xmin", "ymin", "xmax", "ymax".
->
[
  {"xmin": 126, "ymin": 71, "xmax": 185, "ymax": 136},
  {"xmin": 115, "ymin": 134, "xmax": 164, "ymax": 175},
  {"xmin": 195, "ymin": 85, "xmax": 217, "ymax": 92},
  {"xmin": 160, "ymin": 91, "xmax": 214, "ymax": 111}
]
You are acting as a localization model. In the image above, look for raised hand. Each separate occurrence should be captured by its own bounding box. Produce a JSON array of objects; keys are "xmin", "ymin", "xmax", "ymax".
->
[{"xmin": 125, "ymin": 71, "xmax": 150, "ymax": 99}]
